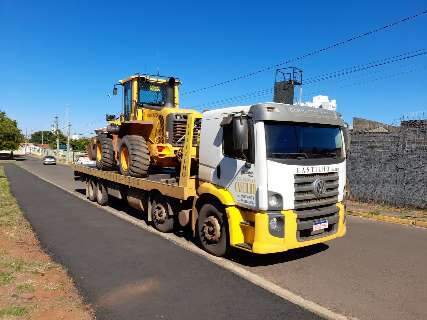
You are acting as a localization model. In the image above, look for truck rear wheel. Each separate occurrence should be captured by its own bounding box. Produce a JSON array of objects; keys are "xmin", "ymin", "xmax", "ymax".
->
[
  {"xmin": 96, "ymin": 181, "xmax": 109, "ymax": 206},
  {"xmin": 96, "ymin": 135, "xmax": 115, "ymax": 170},
  {"xmin": 151, "ymin": 195, "xmax": 175, "ymax": 233},
  {"xmin": 197, "ymin": 203, "xmax": 229, "ymax": 257},
  {"xmin": 119, "ymin": 135, "xmax": 150, "ymax": 178},
  {"xmin": 87, "ymin": 179, "xmax": 97, "ymax": 202}
]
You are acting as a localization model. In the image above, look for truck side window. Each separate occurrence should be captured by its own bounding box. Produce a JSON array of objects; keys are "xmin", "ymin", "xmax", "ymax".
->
[{"xmin": 222, "ymin": 119, "xmax": 254, "ymax": 162}]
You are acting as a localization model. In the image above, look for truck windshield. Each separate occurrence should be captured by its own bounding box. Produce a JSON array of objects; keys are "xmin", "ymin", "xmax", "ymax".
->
[
  {"xmin": 139, "ymin": 83, "xmax": 166, "ymax": 106},
  {"xmin": 264, "ymin": 122, "xmax": 344, "ymax": 160}
]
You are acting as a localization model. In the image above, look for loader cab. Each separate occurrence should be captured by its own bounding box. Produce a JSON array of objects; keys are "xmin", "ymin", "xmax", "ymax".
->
[{"xmin": 116, "ymin": 74, "xmax": 180, "ymax": 121}]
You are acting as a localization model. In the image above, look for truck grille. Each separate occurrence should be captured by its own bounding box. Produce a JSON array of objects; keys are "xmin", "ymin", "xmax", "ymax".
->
[
  {"xmin": 294, "ymin": 172, "xmax": 340, "ymax": 241},
  {"xmin": 170, "ymin": 115, "xmax": 201, "ymax": 146}
]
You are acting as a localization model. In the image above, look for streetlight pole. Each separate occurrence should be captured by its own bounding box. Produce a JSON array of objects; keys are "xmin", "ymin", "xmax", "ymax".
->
[
  {"xmin": 67, "ymin": 122, "xmax": 71, "ymax": 163},
  {"xmin": 54, "ymin": 116, "xmax": 59, "ymax": 155}
]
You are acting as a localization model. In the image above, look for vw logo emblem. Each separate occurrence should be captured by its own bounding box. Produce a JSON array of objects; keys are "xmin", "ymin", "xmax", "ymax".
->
[{"xmin": 312, "ymin": 178, "xmax": 326, "ymax": 197}]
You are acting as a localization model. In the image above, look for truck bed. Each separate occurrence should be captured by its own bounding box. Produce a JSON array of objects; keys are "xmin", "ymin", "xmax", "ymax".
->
[{"xmin": 72, "ymin": 164, "xmax": 196, "ymax": 200}]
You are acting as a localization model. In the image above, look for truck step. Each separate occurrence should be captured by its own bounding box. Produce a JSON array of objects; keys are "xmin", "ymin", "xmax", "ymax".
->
[
  {"xmin": 235, "ymin": 243, "xmax": 253, "ymax": 251},
  {"xmin": 239, "ymin": 221, "xmax": 253, "ymax": 227}
]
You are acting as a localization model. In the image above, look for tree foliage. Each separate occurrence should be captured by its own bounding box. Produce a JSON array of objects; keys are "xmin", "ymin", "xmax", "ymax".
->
[
  {"xmin": 30, "ymin": 130, "xmax": 67, "ymax": 149},
  {"xmin": 30, "ymin": 130, "xmax": 55, "ymax": 144},
  {"xmin": 0, "ymin": 111, "xmax": 24, "ymax": 151},
  {"xmin": 30, "ymin": 130, "xmax": 90, "ymax": 152},
  {"xmin": 70, "ymin": 138, "xmax": 90, "ymax": 152}
]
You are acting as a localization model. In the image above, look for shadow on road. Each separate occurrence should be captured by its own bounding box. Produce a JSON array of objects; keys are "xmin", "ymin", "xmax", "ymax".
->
[
  {"xmin": 229, "ymin": 243, "xmax": 329, "ymax": 267},
  {"xmin": 75, "ymin": 187, "xmax": 329, "ymax": 266},
  {"xmin": 75, "ymin": 188, "xmax": 144, "ymax": 218}
]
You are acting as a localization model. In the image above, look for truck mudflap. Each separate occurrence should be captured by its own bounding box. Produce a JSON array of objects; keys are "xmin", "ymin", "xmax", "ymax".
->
[{"xmin": 226, "ymin": 202, "xmax": 346, "ymax": 254}]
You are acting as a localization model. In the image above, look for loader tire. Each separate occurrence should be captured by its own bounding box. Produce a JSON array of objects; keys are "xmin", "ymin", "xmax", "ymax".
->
[
  {"xmin": 119, "ymin": 135, "xmax": 150, "ymax": 177},
  {"xmin": 96, "ymin": 135, "xmax": 115, "ymax": 170},
  {"xmin": 87, "ymin": 138, "xmax": 97, "ymax": 161}
]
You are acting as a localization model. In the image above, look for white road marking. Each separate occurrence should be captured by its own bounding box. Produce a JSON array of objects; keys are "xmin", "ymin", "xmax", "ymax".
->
[{"xmin": 16, "ymin": 163, "xmax": 357, "ymax": 320}]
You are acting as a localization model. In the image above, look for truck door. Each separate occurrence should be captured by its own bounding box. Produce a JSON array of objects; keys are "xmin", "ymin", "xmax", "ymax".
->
[{"xmin": 216, "ymin": 117, "xmax": 257, "ymax": 209}]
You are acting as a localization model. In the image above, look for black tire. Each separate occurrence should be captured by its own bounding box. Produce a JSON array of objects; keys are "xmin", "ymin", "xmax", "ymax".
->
[
  {"xmin": 96, "ymin": 135, "xmax": 115, "ymax": 171},
  {"xmin": 96, "ymin": 181, "xmax": 109, "ymax": 206},
  {"xmin": 88, "ymin": 180, "xmax": 97, "ymax": 202},
  {"xmin": 87, "ymin": 138, "xmax": 97, "ymax": 161},
  {"xmin": 85, "ymin": 180, "xmax": 90, "ymax": 199},
  {"xmin": 119, "ymin": 135, "xmax": 150, "ymax": 178},
  {"xmin": 151, "ymin": 195, "xmax": 175, "ymax": 233},
  {"xmin": 196, "ymin": 203, "xmax": 229, "ymax": 257}
]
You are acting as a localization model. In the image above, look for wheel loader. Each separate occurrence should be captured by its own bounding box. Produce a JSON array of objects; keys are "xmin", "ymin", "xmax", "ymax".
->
[{"xmin": 95, "ymin": 74, "xmax": 201, "ymax": 178}]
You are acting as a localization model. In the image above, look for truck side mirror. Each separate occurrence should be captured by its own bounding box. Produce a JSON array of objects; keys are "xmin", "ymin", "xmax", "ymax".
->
[
  {"xmin": 113, "ymin": 86, "xmax": 118, "ymax": 96},
  {"xmin": 232, "ymin": 116, "xmax": 249, "ymax": 153}
]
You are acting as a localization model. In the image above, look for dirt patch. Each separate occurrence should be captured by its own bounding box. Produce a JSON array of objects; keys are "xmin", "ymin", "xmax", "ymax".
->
[
  {"xmin": 0, "ymin": 166, "xmax": 93, "ymax": 319},
  {"xmin": 346, "ymin": 199, "xmax": 427, "ymax": 224},
  {"xmin": 97, "ymin": 278, "xmax": 159, "ymax": 308}
]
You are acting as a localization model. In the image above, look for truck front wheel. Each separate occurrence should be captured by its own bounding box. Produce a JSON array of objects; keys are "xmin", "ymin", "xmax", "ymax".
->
[{"xmin": 197, "ymin": 203, "xmax": 229, "ymax": 257}]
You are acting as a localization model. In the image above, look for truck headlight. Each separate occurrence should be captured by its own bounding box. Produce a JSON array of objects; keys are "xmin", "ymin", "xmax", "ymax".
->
[
  {"xmin": 268, "ymin": 192, "xmax": 283, "ymax": 210},
  {"xmin": 268, "ymin": 214, "xmax": 284, "ymax": 237}
]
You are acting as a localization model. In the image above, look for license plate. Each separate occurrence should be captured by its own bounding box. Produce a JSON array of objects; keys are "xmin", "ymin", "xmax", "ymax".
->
[{"xmin": 313, "ymin": 219, "xmax": 328, "ymax": 231}]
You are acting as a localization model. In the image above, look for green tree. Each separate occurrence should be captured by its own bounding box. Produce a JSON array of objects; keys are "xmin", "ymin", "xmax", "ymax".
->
[
  {"xmin": 30, "ymin": 130, "xmax": 55, "ymax": 145},
  {"xmin": 38, "ymin": 130, "xmax": 67, "ymax": 149},
  {"xmin": 30, "ymin": 130, "xmax": 66, "ymax": 149},
  {"xmin": 0, "ymin": 111, "xmax": 24, "ymax": 151},
  {"xmin": 70, "ymin": 138, "xmax": 90, "ymax": 152}
]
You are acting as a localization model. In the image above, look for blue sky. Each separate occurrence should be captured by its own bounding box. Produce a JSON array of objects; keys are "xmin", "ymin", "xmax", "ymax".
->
[{"xmin": 1, "ymin": 0, "xmax": 426, "ymax": 136}]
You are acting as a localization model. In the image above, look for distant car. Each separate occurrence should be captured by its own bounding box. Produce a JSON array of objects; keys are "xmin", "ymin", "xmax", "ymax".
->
[
  {"xmin": 76, "ymin": 156, "xmax": 96, "ymax": 167},
  {"xmin": 43, "ymin": 156, "xmax": 56, "ymax": 165}
]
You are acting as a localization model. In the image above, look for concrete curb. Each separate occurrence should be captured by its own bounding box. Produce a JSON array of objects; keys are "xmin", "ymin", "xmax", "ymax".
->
[{"xmin": 347, "ymin": 210, "xmax": 427, "ymax": 229}]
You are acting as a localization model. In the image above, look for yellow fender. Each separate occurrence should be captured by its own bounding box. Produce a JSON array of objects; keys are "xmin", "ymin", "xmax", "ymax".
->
[{"xmin": 197, "ymin": 182, "xmax": 235, "ymax": 206}]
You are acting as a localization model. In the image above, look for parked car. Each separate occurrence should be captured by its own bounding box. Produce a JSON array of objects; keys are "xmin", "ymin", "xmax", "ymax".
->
[
  {"xmin": 75, "ymin": 156, "xmax": 96, "ymax": 167},
  {"xmin": 42, "ymin": 156, "xmax": 56, "ymax": 165}
]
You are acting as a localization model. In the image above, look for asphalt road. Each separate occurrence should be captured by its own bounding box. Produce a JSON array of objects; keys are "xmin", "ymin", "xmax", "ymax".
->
[
  {"xmin": 12, "ymin": 157, "xmax": 427, "ymax": 320},
  {"xmin": 4, "ymin": 163, "xmax": 320, "ymax": 320}
]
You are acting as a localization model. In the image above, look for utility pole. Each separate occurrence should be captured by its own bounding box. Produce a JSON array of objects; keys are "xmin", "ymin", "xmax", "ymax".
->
[
  {"xmin": 41, "ymin": 130, "xmax": 44, "ymax": 145},
  {"xmin": 67, "ymin": 122, "xmax": 71, "ymax": 163},
  {"xmin": 54, "ymin": 116, "xmax": 59, "ymax": 155}
]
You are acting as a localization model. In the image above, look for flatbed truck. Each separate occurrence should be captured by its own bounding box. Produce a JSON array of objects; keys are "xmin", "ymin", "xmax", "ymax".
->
[{"xmin": 73, "ymin": 103, "xmax": 347, "ymax": 256}]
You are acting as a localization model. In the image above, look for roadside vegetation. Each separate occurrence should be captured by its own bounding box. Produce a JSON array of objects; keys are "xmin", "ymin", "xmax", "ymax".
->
[
  {"xmin": 0, "ymin": 166, "xmax": 93, "ymax": 319},
  {"xmin": 346, "ymin": 199, "xmax": 427, "ymax": 227},
  {"xmin": 29, "ymin": 130, "xmax": 90, "ymax": 152}
]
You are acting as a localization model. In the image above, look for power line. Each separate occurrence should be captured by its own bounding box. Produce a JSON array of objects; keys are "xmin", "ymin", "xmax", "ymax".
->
[
  {"xmin": 214, "ymin": 64, "xmax": 426, "ymax": 106},
  {"xmin": 303, "ymin": 65, "xmax": 427, "ymax": 97},
  {"xmin": 303, "ymin": 49, "xmax": 425, "ymax": 83},
  {"xmin": 183, "ymin": 9, "xmax": 427, "ymax": 96},
  {"xmin": 304, "ymin": 49, "xmax": 427, "ymax": 84},
  {"xmin": 197, "ymin": 49, "xmax": 427, "ymax": 108}
]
